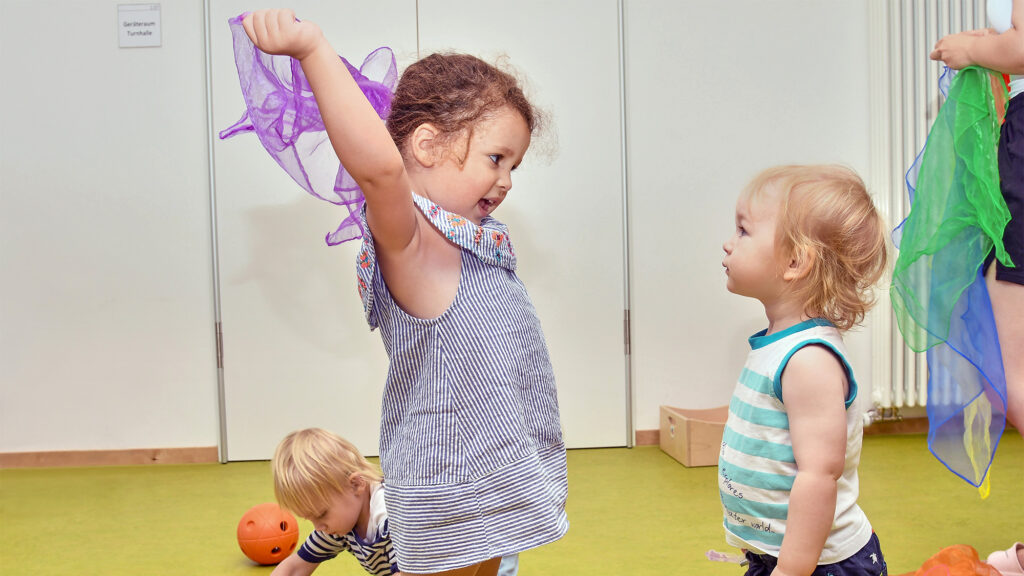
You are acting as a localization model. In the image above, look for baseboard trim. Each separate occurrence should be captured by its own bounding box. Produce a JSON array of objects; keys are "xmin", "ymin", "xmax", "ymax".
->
[
  {"xmin": 863, "ymin": 417, "xmax": 929, "ymax": 435},
  {"xmin": 0, "ymin": 447, "xmax": 219, "ymax": 468},
  {"xmin": 636, "ymin": 417, "xmax": 934, "ymax": 447},
  {"xmin": 0, "ymin": 418, "xmax": 1008, "ymax": 467},
  {"xmin": 635, "ymin": 429, "xmax": 659, "ymax": 446}
]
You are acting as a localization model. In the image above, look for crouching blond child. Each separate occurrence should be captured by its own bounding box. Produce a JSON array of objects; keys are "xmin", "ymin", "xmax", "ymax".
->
[{"xmin": 271, "ymin": 428, "xmax": 398, "ymax": 576}]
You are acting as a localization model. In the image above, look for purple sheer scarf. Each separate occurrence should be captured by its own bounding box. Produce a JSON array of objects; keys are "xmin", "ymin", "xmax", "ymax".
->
[{"xmin": 218, "ymin": 14, "xmax": 397, "ymax": 245}]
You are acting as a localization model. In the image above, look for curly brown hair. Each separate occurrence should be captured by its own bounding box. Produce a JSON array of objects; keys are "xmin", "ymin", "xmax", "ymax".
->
[
  {"xmin": 744, "ymin": 165, "xmax": 890, "ymax": 331},
  {"xmin": 385, "ymin": 52, "xmax": 539, "ymax": 163}
]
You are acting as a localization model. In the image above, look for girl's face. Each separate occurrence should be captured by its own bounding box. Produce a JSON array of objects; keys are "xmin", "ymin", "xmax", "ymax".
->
[
  {"xmin": 428, "ymin": 106, "xmax": 531, "ymax": 224},
  {"xmin": 722, "ymin": 185, "xmax": 787, "ymax": 303}
]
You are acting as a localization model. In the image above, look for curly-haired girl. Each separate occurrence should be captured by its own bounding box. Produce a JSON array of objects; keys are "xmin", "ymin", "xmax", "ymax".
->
[{"xmin": 241, "ymin": 10, "xmax": 566, "ymax": 576}]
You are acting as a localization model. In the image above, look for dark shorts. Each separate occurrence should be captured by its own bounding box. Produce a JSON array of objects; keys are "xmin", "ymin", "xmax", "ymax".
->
[
  {"xmin": 743, "ymin": 532, "xmax": 887, "ymax": 576},
  {"xmin": 986, "ymin": 93, "xmax": 1024, "ymax": 285}
]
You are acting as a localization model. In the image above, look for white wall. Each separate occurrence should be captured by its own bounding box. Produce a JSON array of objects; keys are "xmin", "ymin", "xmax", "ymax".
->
[
  {"xmin": 0, "ymin": 0, "xmax": 877, "ymax": 454},
  {"xmin": 625, "ymin": 0, "xmax": 876, "ymax": 431},
  {"xmin": 0, "ymin": 0, "xmax": 219, "ymax": 451}
]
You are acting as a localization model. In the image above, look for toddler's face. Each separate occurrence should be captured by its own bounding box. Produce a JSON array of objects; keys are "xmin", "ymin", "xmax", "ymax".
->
[
  {"xmin": 305, "ymin": 482, "xmax": 365, "ymax": 536},
  {"xmin": 722, "ymin": 185, "xmax": 785, "ymax": 301}
]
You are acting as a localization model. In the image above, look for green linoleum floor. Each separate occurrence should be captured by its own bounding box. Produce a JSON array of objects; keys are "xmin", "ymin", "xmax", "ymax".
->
[{"xmin": 1, "ymin": 434, "xmax": 1021, "ymax": 575}]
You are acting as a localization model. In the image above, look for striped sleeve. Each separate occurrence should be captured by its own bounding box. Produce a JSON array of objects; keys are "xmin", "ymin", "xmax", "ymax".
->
[{"xmin": 296, "ymin": 531, "xmax": 350, "ymax": 563}]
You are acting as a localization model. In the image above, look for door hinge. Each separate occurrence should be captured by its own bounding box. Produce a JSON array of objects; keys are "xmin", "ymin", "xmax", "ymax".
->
[
  {"xmin": 215, "ymin": 321, "xmax": 224, "ymax": 370},
  {"xmin": 623, "ymin": 309, "xmax": 631, "ymax": 356}
]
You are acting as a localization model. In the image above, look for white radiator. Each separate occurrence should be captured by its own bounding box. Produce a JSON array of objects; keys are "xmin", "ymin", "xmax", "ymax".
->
[{"xmin": 867, "ymin": 0, "xmax": 987, "ymax": 415}]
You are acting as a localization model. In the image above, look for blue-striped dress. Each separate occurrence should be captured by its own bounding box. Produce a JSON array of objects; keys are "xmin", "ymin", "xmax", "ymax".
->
[{"xmin": 355, "ymin": 193, "xmax": 569, "ymax": 573}]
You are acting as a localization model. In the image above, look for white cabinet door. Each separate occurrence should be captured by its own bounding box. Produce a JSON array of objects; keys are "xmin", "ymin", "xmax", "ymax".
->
[
  {"xmin": 210, "ymin": 1, "xmax": 418, "ymax": 461},
  {"xmin": 418, "ymin": 0, "xmax": 629, "ymax": 448},
  {"xmin": 624, "ymin": 0, "xmax": 874, "ymax": 430},
  {"xmin": 212, "ymin": 0, "xmax": 628, "ymax": 460}
]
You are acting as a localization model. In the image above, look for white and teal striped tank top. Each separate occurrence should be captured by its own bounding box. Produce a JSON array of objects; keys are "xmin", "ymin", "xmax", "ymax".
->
[{"xmin": 718, "ymin": 319, "xmax": 873, "ymax": 563}]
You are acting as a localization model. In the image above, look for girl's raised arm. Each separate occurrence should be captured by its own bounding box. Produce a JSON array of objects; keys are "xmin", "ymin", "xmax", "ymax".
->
[{"xmin": 243, "ymin": 10, "xmax": 418, "ymax": 252}]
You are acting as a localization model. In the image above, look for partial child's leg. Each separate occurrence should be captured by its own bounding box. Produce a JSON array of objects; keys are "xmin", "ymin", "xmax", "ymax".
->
[
  {"xmin": 496, "ymin": 554, "xmax": 519, "ymax": 576},
  {"xmin": 988, "ymin": 266, "xmax": 1024, "ymax": 437},
  {"xmin": 995, "ymin": 97, "xmax": 1024, "ymax": 437},
  {"xmin": 406, "ymin": 557, "xmax": 502, "ymax": 576},
  {"xmin": 474, "ymin": 557, "xmax": 501, "ymax": 576}
]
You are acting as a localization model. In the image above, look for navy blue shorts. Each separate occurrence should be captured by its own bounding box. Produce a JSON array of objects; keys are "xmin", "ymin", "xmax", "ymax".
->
[
  {"xmin": 743, "ymin": 532, "xmax": 887, "ymax": 576},
  {"xmin": 986, "ymin": 93, "xmax": 1024, "ymax": 285}
]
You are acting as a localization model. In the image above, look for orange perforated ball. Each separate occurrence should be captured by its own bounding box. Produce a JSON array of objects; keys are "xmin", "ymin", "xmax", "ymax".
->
[{"xmin": 236, "ymin": 502, "xmax": 299, "ymax": 565}]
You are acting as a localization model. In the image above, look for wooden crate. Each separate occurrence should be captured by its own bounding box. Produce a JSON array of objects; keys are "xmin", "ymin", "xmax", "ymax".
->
[{"xmin": 659, "ymin": 405, "xmax": 728, "ymax": 467}]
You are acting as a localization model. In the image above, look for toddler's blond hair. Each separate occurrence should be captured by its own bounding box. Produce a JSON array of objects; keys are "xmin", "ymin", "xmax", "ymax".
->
[
  {"xmin": 272, "ymin": 428, "xmax": 382, "ymax": 519},
  {"xmin": 744, "ymin": 164, "xmax": 889, "ymax": 331}
]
